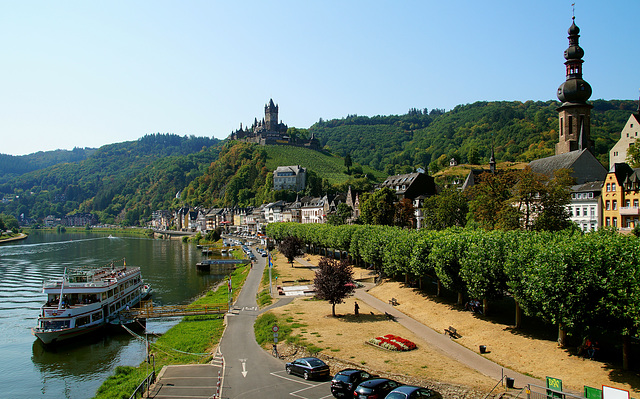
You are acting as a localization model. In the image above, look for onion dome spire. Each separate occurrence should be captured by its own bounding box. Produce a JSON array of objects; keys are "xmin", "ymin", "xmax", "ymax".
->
[{"xmin": 557, "ymin": 16, "xmax": 592, "ymax": 104}]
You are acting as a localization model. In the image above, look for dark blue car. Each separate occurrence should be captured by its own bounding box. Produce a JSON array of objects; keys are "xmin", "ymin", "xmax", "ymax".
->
[
  {"xmin": 353, "ymin": 378, "xmax": 401, "ymax": 399},
  {"xmin": 285, "ymin": 357, "xmax": 330, "ymax": 380},
  {"xmin": 384, "ymin": 385, "xmax": 443, "ymax": 399}
]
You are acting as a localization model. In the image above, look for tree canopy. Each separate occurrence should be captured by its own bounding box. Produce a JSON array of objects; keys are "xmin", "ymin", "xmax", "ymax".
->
[{"xmin": 313, "ymin": 257, "xmax": 355, "ymax": 317}]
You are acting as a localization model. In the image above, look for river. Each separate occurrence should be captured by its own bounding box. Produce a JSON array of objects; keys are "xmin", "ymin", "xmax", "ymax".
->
[{"xmin": 0, "ymin": 231, "xmax": 226, "ymax": 399}]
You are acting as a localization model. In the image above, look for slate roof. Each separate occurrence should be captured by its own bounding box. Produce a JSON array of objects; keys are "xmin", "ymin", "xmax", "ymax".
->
[{"xmin": 529, "ymin": 149, "xmax": 606, "ymax": 184}]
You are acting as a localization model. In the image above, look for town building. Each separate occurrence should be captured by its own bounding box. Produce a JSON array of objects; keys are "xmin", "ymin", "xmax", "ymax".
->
[
  {"xmin": 608, "ymin": 101, "xmax": 640, "ymax": 168},
  {"xmin": 569, "ymin": 181, "xmax": 603, "ymax": 232},
  {"xmin": 602, "ymin": 163, "xmax": 640, "ymax": 231},
  {"xmin": 273, "ymin": 165, "xmax": 307, "ymax": 191},
  {"xmin": 378, "ymin": 172, "xmax": 438, "ymax": 201}
]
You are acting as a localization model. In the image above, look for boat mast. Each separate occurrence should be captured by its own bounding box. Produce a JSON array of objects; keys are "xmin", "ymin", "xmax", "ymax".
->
[{"xmin": 57, "ymin": 268, "xmax": 67, "ymax": 311}]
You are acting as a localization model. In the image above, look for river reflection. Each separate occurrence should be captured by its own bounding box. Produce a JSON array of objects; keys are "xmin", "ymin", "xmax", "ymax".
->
[{"xmin": 0, "ymin": 231, "xmax": 223, "ymax": 399}]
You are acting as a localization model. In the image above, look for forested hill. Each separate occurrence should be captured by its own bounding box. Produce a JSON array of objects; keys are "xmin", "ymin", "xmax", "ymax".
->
[
  {"xmin": 0, "ymin": 147, "xmax": 96, "ymax": 183},
  {"xmin": 0, "ymin": 134, "xmax": 221, "ymax": 224},
  {"xmin": 310, "ymin": 100, "xmax": 637, "ymax": 174}
]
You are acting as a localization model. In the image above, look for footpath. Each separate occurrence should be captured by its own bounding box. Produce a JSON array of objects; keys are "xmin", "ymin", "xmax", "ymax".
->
[{"xmin": 294, "ymin": 257, "xmax": 545, "ymax": 391}]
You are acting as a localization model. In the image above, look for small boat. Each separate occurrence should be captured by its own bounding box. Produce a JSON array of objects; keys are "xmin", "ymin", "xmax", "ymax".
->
[{"xmin": 32, "ymin": 259, "xmax": 151, "ymax": 345}]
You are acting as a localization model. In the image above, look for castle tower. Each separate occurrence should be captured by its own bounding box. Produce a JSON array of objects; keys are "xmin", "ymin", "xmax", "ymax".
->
[
  {"xmin": 265, "ymin": 99, "xmax": 279, "ymax": 131},
  {"xmin": 556, "ymin": 16, "xmax": 593, "ymax": 155}
]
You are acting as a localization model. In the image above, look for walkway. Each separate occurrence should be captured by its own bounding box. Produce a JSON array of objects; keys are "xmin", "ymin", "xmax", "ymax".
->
[{"xmin": 294, "ymin": 257, "xmax": 545, "ymax": 390}]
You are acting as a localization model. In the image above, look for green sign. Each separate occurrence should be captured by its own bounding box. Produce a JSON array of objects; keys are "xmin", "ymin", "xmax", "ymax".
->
[
  {"xmin": 546, "ymin": 376, "xmax": 563, "ymax": 399},
  {"xmin": 584, "ymin": 386, "xmax": 602, "ymax": 399}
]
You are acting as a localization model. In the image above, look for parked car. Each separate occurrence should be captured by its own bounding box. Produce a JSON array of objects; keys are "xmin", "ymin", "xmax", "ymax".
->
[
  {"xmin": 285, "ymin": 357, "xmax": 330, "ymax": 380},
  {"xmin": 331, "ymin": 369, "xmax": 375, "ymax": 398},
  {"xmin": 354, "ymin": 378, "xmax": 401, "ymax": 399},
  {"xmin": 384, "ymin": 385, "xmax": 442, "ymax": 399}
]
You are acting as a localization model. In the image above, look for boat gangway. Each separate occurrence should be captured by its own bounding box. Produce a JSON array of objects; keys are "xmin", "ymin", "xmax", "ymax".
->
[{"xmin": 120, "ymin": 300, "xmax": 229, "ymax": 320}]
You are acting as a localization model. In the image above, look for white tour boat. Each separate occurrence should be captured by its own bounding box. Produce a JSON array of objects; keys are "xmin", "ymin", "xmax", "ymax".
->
[{"xmin": 32, "ymin": 259, "xmax": 150, "ymax": 345}]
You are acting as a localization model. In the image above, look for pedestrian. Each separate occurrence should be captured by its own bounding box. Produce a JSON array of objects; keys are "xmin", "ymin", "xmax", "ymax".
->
[{"xmin": 354, "ymin": 301, "xmax": 359, "ymax": 316}]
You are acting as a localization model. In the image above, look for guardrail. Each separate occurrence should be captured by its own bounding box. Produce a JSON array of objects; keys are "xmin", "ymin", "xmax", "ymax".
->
[
  {"xmin": 129, "ymin": 370, "xmax": 155, "ymax": 399},
  {"xmin": 120, "ymin": 301, "xmax": 229, "ymax": 319}
]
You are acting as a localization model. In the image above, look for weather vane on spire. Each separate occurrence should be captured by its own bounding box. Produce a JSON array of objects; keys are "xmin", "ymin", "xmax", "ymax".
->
[{"xmin": 572, "ymin": 3, "xmax": 575, "ymax": 19}]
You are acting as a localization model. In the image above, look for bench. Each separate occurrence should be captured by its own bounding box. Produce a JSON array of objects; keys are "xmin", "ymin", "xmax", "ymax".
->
[
  {"xmin": 389, "ymin": 298, "xmax": 399, "ymax": 306},
  {"xmin": 385, "ymin": 312, "xmax": 396, "ymax": 321},
  {"xmin": 444, "ymin": 326, "xmax": 459, "ymax": 338}
]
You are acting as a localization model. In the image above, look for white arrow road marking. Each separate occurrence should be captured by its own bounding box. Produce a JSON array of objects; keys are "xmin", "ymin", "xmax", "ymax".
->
[{"xmin": 240, "ymin": 358, "xmax": 248, "ymax": 377}]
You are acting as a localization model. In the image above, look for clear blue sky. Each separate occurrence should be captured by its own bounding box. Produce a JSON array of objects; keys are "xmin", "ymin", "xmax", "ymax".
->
[{"xmin": 1, "ymin": 1, "xmax": 638, "ymax": 155}]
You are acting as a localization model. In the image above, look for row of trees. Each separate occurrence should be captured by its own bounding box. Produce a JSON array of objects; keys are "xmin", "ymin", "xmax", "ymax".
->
[{"xmin": 266, "ymin": 222, "xmax": 640, "ymax": 370}]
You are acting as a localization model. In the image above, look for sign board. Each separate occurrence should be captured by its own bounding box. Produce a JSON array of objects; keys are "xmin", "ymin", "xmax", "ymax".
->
[
  {"xmin": 584, "ymin": 386, "xmax": 602, "ymax": 399},
  {"xmin": 273, "ymin": 332, "xmax": 279, "ymax": 338},
  {"xmin": 272, "ymin": 325, "xmax": 279, "ymax": 333},
  {"xmin": 274, "ymin": 337, "xmax": 278, "ymax": 343},
  {"xmin": 546, "ymin": 376, "xmax": 563, "ymax": 399},
  {"xmin": 603, "ymin": 386, "xmax": 629, "ymax": 399}
]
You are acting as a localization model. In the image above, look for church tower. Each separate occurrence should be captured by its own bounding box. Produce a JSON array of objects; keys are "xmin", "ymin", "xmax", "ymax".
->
[
  {"xmin": 265, "ymin": 99, "xmax": 279, "ymax": 131},
  {"xmin": 556, "ymin": 16, "xmax": 593, "ymax": 155}
]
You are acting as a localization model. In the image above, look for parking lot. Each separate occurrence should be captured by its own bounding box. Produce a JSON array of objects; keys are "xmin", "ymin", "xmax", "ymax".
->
[{"xmin": 270, "ymin": 370, "xmax": 334, "ymax": 399}]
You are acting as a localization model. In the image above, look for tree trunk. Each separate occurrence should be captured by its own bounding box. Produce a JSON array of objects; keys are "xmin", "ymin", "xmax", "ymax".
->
[
  {"xmin": 405, "ymin": 274, "xmax": 409, "ymax": 284},
  {"xmin": 515, "ymin": 301, "xmax": 522, "ymax": 328},
  {"xmin": 623, "ymin": 334, "xmax": 631, "ymax": 370},
  {"xmin": 482, "ymin": 298, "xmax": 489, "ymax": 316},
  {"xmin": 557, "ymin": 323, "xmax": 567, "ymax": 347},
  {"xmin": 457, "ymin": 292, "xmax": 463, "ymax": 305},
  {"xmin": 437, "ymin": 280, "xmax": 441, "ymax": 297},
  {"xmin": 332, "ymin": 303, "xmax": 336, "ymax": 317},
  {"xmin": 419, "ymin": 277, "xmax": 423, "ymax": 290}
]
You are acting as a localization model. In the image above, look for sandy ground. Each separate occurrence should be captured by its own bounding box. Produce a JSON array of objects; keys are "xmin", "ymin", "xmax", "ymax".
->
[{"xmin": 263, "ymin": 253, "xmax": 640, "ymax": 395}]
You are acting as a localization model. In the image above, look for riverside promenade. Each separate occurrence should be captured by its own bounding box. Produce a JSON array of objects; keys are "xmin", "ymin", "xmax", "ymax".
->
[
  {"xmin": 151, "ymin": 253, "xmax": 544, "ymax": 398},
  {"xmin": 294, "ymin": 257, "xmax": 545, "ymax": 390}
]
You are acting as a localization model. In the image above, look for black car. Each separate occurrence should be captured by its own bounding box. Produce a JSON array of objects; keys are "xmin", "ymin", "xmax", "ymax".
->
[
  {"xmin": 354, "ymin": 378, "xmax": 401, "ymax": 399},
  {"xmin": 331, "ymin": 369, "xmax": 375, "ymax": 398},
  {"xmin": 285, "ymin": 357, "xmax": 330, "ymax": 380},
  {"xmin": 384, "ymin": 385, "xmax": 443, "ymax": 399}
]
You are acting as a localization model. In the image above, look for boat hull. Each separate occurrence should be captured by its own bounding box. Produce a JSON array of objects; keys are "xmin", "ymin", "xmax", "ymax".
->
[{"xmin": 32, "ymin": 323, "xmax": 105, "ymax": 345}]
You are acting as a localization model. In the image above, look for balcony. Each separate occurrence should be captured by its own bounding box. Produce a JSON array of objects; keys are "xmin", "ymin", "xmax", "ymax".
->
[{"xmin": 619, "ymin": 206, "xmax": 640, "ymax": 216}]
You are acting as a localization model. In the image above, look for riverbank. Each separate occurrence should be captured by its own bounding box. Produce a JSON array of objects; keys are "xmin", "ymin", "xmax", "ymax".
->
[
  {"xmin": 0, "ymin": 232, "xmax": 28, "ymax": 243},
  {"xmin": 24, "ymin": 226, "xmax": 153, "ymax": 237},
  {"xmin": 92, "ymin": 263, "xmax": 250, "ymax": 399}
]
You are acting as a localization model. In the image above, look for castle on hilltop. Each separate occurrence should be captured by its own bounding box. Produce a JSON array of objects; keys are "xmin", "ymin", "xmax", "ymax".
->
[{"xmin": 229, "ymin": 99, "xmax": 320, "ymax": 150}]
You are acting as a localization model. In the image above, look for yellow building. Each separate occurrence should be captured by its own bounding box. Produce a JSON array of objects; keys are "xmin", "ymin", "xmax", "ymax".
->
[{"xmin": 602, "ymin": 163, "xmax": 640, "ymax": 231}]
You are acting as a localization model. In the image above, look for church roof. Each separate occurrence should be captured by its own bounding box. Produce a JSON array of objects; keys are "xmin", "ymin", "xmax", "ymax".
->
[{"xmin": 529, "ymin": 149, "xmax": 607, "ymax": 184}]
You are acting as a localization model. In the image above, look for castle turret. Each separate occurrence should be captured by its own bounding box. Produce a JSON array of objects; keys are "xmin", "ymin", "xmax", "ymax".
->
[{"xmin": 265, "ymin": 99, "xmax": 279, "ymax": 131}]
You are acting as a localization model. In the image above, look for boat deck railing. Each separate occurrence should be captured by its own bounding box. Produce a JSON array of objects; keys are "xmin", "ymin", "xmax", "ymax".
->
[{"xmin": 119, "ymin": 300, "xmax": 229, "ymax": 320}]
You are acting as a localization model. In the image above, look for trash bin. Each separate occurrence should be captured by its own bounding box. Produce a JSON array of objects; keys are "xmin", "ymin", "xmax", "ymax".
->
[
  {"xmin": 479, "ymin": 345, "xmax": 487, "ymax": 354},
  {"xmin": 506, "ymin": 377, "xmax": 514, "ymax": 389}
]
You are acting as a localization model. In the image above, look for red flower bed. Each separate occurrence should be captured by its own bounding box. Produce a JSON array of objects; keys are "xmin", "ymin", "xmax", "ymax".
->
[{"xmin": 368, "ymin": 334, "xmax": 417, "ymax": 351}]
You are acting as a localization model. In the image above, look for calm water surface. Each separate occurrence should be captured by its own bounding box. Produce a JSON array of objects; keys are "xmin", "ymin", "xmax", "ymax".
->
[{"xmin": 0, "ymin": 231, "xmax": 225, "ymax": 398}]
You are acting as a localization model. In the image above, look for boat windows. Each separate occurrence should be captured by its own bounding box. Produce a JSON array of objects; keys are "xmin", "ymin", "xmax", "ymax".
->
[
  {"xmin": 76, "ymin": 316, "xmax": 90, "ymax": 327},
  {"xmin": 91, "ymin": 312, "xmax": 102, "ymax": 323},
  {"xmin": 102, "ymin": 292, "xmax": 107, "ymax": 301},
  {"xmin": 42, "ymin": 320, "xmax": 70, "ymax": 330}
]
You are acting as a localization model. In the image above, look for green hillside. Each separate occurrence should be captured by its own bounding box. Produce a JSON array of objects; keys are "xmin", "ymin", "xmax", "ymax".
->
[
  {"xmin": 264, "ymin": 145, "xmax": 385, "ymax": 185},
  {"xmin": 311, "ymin": 100, "xmax": 637, "ymax": 174},
  {"xmin": 0, "ymin": 134, "xmax": 221, "ymax": 224}
]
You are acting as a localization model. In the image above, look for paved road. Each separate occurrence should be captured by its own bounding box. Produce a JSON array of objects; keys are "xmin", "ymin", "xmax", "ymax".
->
[
  {"xmin": 150, "ymin": 246, "xmax": 332, "ymax": 398},
  {"xmin": 152, "ymin": 247, "xmax": 546, "ymax": 398}
]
